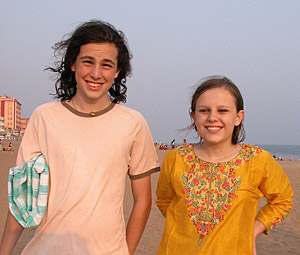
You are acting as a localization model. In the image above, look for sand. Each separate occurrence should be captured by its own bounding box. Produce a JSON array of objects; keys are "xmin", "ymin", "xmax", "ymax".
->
[{"xmin": 0, "ymin": 142, "xmax": 299, "ymax": 254}]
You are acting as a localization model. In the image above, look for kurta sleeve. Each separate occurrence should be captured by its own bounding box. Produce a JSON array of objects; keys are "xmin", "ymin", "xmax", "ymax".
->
[
  {"xmin": 156, "ymin": 150, "xmax": 176, "ymax": 217},
  {"xmin": 127, "ymin": 113, "xmax": 159, "ymax": 180},
  {"xmin": 256, "ymin": 153, "xmax": 293, "ymax": 234}
]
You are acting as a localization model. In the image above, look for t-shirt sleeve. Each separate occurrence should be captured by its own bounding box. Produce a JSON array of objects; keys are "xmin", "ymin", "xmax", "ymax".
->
[
  {"xmin": 127, "ymin": 114, "xmax": 159, "ymax": 180},
  {"xmin": 256, "ymin": 153, "xmax": 293, "ymax": 234},
  {"xmin": 16, "ymin": 108, "xmax": 42, "ymax": 165}
]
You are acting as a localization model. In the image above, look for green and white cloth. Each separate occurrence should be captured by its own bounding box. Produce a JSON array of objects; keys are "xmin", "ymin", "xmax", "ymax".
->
[{"xmin": 8, "ymin": 154, "xmax": 49, "ymax": 228}]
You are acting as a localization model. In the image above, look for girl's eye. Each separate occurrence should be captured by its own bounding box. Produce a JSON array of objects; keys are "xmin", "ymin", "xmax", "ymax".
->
[
  {"xmin": 199, "ymin": 109, "xmax": 208, "ymax": 113},
  {"xmin": 219, "ymin": 109, "xmax": 228, "ymax": 113}
]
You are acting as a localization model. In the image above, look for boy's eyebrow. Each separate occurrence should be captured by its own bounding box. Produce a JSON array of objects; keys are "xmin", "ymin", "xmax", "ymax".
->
[
  {"xmin": 79, "ymin": 56, "xmax": 116, "ymax": 66},
  {"xmin": 102, "ymin": 58, "xmax": 117, "ymax": 66},
  {"xmin": 197, "ymin": 104, "xmax": 231, "ymax": 107},
  {"xmin": 79, "ymin": 56, "xmax": 94, "ymax": 61}
]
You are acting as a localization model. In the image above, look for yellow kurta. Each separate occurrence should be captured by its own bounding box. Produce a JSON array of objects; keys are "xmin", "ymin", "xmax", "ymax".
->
[{"xmin": 156, "ymin": 144, "xmax": 293, "ymax": 255}]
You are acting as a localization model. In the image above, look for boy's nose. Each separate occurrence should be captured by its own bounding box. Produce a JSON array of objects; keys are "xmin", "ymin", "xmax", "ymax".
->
[{"xmin": 90, "ymin": 66, "xmax": 102, "ymax": 79}]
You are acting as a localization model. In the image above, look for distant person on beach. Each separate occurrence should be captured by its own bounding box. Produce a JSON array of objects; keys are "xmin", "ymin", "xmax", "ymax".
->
[
  {"xmin": 7, "ymin": 142, "xmax": 12, "ymax": 151},
  {"xmin": 156, "ymin": 76, "xmax": 293, "ymax": 255},
  {"xmin": 171, "ymin": 139, "xmax": 175, "ymax": 149},
  {"xmin": 0, "ymin": 20, "xmax": 159, "ymax": 255}
]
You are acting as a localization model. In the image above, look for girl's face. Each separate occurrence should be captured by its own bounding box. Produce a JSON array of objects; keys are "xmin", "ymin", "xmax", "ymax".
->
[{"xmin": 191, "ymin": 87, "xmax": 244, "ymax": 147}]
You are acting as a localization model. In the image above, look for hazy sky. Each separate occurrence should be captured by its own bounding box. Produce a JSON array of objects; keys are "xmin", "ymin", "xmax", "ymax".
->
[{"xmin": 1, "ymin": 1, "xmax": 300, "ymax": 145}]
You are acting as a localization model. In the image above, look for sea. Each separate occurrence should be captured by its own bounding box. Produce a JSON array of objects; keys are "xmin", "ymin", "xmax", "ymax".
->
[
  {"xmin": 256, "ymin": 144, "xmax": 300, "ymax": 160},
  {"xmin": 171, "ymin": 142, "xmax": 300, "ymax": 161}
]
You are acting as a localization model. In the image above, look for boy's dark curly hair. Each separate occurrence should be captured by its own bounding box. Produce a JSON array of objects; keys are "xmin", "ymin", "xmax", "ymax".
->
[{"xmin": 46, "ymin": 20, "xmax": 132, "ymax": 103}]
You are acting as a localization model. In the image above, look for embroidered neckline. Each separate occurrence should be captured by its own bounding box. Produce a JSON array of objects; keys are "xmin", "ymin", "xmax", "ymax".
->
[
  {"xmin": 192, "ymin": 143, "xmax": 244, "ymax": 164},
  {"xmin": 179, "ymin": 144, "xmax": 262, "ymax": 246}
]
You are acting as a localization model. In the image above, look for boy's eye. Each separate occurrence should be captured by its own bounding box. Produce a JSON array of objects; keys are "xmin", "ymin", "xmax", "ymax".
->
[
  {"xmin": 103, "ymin": 64, "xmax": 112, "ymax": 68},
  {"xmin": 83, "ymin": 60, "xmax": 93, "ymax": 64}
]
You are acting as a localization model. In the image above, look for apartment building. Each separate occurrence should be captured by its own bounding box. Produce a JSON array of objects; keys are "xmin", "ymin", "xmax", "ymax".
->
[
  {"xmin": 0, "ymin": 117, "xmax": 5, "ymax": 136},
  {"xmin": 0, "ymin": 96, "xmax": 22, "ymax": 133},
  {"xmin": 21, "ymin": 116, "xmax": 30, "ymax": 132}
]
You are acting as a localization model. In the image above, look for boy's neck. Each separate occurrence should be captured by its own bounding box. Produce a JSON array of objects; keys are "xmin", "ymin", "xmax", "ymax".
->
[{"xmin": 70, "ymin": 95, "xmax": 112, "ymax": 114}]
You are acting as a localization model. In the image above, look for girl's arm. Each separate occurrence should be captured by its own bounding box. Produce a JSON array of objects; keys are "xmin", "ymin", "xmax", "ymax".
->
[
  {"xmin": 155, "ymin": 151, "xmax": 175, "ymax": 217},
  {"xmin": 252, "ymin": 219, "xmax": 266, "ymax": 255},
  {"xmin": 0, "ymin": 211, "xmax": 24, "ymax": 255},
  {"xmin": 253, "ymin": 153, "xmax": 293, "ymax": 255},
  {"xmin": 126, "ymin": 176, "xmax": 152, "ymax": 255},
  {"xmin": 255, "ymin": 155, "xmax": 293, "ymax": 234}
]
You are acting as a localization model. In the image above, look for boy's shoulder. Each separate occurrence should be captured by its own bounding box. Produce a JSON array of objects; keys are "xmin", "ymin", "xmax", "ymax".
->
[
  {"xmin": 31, "ymin": 101, "xmax": 62, "ymax": 118},
  {"xmin": 34, "ymin": 101, "xmax": 61, "ymax": 112},
  {"xmin": 114, "ymin": 104, "xmax": 145, "ymax": 121}
]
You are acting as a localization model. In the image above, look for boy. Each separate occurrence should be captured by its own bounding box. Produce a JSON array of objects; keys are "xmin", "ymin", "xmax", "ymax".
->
[{"xmin": 0, "ymin": 20, "xmax": 159, "ymax": 255}]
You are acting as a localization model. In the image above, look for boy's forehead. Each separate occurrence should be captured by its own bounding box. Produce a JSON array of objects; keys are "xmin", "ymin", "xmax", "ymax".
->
[{"xmin": 77, "ymin": 42, "xmax": 119, "ymax": 58}]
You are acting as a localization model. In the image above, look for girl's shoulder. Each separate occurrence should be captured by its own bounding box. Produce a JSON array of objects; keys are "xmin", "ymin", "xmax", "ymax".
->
[
  {"xmin": 171, "ymin": 144, "xmax": 194, "ymax": 158},
  {"xmin": 163, "ymin": 144, "xmax": 196, "ymax": 165},
  {"xmin": 240, "ymin": 144, "xmax": 273, "ymax": 163}
]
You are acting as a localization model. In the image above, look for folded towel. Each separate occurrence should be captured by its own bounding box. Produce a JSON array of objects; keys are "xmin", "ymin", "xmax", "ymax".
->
[{"xmin": 8, "ymin": 154, "xmax": 49, "ymax": 228}]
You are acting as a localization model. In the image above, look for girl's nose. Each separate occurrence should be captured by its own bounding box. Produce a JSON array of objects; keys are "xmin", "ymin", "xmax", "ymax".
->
[{"xmin": 208, "ymin": 111, "xmax": 218, "ymax": 121}]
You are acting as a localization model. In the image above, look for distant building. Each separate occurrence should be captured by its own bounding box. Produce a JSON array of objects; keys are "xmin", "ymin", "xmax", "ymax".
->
[
  {"xmin": 0, "ymin": 117, "xmax": 5, "ymax": 137},
  {"xmin": 0, "ymin": 96, "xmax": 22, "ymax": 136},
  {"xmin": 21, "ymin": 116, "xmax": 30, "ymax": 132}
]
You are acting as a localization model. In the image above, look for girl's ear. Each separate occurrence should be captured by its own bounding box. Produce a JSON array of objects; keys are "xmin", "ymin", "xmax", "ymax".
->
[
  {"xmin": 190, "ymin": 111, "xmax": 196, "ymax": 123},
  {"xmin": 235, "ymin": 110, "xmax": 245, "ymax": 126}
]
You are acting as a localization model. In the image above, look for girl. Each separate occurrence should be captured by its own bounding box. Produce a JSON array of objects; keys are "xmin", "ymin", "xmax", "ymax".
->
[{"xmin": 156, "ymin": 76, "xmax": 293, "ymax": 255}]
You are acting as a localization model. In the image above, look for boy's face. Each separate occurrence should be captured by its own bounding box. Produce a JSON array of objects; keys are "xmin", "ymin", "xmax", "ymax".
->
[{"xmin": 71, "ymin": 42, "xmax": 120, "ymax": 108}]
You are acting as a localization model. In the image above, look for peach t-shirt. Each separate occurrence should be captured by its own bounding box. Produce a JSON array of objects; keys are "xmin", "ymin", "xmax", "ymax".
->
[{"xmin": 17, "ymin": 101, "xmax": 159, "ymax": 255}]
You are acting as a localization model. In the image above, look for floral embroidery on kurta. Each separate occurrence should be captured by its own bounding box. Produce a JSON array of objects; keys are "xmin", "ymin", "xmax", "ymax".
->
[
  {"xmin": 265, "ymin": 213, "xmax": 288, "ymax": 234},
  {"xmin": 180, "ymin": 144, "xmax": 262, "ymax": 245}
]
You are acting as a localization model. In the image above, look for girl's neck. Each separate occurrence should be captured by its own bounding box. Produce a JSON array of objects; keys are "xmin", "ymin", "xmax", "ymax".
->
[{"xmin": 194, "ymin": 142, "xmax": 242, "ymax": 163}]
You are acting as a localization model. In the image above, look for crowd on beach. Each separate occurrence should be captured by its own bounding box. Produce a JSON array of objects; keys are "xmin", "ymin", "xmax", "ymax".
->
[
  {"xmin": 155, "ymin": 138, "xmax": 188, "ymax": 151},
  {"xmin": 273, "ymin": 154, "xmax": 293, "ymax": 161}
]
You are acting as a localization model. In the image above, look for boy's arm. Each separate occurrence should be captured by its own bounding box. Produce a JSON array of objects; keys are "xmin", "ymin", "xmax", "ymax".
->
[
  {"xmin": 126, "ymin": 176, "xmax": 152, "ymax": 255},
  {"xmin": 0, "ymin": 211, "xmax": 24, "ymax": 255}
]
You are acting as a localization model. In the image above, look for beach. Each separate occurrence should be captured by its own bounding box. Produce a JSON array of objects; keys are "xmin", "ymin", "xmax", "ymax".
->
[{"xmin": 0, "ymin": 141, "xmax": 299, "ymax": 254}]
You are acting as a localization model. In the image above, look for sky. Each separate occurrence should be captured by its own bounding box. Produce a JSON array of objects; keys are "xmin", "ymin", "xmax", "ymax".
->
[{"xmin": 1, "ymin": 1, "xmax": 300, "ymax": 145}]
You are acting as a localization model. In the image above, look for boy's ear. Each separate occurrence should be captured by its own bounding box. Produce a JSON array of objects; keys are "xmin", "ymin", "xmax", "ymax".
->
[
  {"xmin": 114, "ymin": 69, "xmax": 120, "ymax": 79},
  {"xmin": 71, "ymin": 64, "xmax": 75, "ymax": 72}
]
